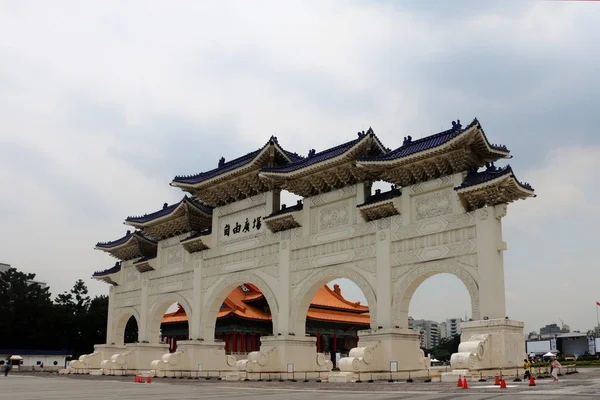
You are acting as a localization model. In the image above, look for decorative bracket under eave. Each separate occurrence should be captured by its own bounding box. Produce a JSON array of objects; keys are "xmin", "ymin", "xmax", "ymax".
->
[{"xmin": 263, "ymin": 200, "xmax": 303, "ymax": 233}]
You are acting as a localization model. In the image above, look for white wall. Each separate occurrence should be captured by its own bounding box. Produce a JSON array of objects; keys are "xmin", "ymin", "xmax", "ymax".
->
[{"xmin": 526, "ymin": 340, "xmax": 550, "ymax": 354}]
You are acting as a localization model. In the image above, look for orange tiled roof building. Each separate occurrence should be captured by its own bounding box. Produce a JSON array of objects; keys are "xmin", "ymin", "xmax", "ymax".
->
[{"xmin": 161, "ymin": 283, "xmax": 369, "ymax": 355}]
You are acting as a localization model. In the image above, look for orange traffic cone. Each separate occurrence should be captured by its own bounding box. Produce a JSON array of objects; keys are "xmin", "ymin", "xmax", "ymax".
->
[
  {"xmin": 134, "ymin": 375, "xmax": 139, "ymax": 383},
  {"xmin": 529, "ymin": 376, "xmax": 536, "ymax": 386},
  {"xmin": 462, "ymin": 377, "xmax": 468, "ymax": 389},
  {"xmin": 457, "ymin": 376, "xmax": 463, "ymax": 388},
  {"xmin": 500, "ymin": 379, "xmax": 507, "ymax": 389},
  {"xmin": 147, "ymin": 376, "xmax": 152, "ymax": 384},
  {"xmin": 494, "ymin": 375, "xmax": 500, "ymax": 385}
]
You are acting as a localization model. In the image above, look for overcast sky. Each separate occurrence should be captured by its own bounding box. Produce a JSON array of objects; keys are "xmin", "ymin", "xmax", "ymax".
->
[{"xmin": 1, "ymin": 0, "xmax": 599, "ymax": 334}]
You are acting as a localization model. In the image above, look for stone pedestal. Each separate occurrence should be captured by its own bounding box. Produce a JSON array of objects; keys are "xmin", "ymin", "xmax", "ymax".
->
[
  {"xmin": 235, "ymin": 335, "xmax": 332, "ymax": 374},
  {"xmin": 101, "ymin": 343, "xmax": 168, "ymax": 373},
  {"xmin": 150, "ymin": 340, "xmax": 236, "ymax": 377},
  {"xmin": 451, "ymin": 319, "xmax": 525, "ymax": 370},
  {"xmin": 337, "ymin": 328, "xmax": 430, "ymax": 373},
  {"xmin": 69, "ymin": 344, "xmax": 126, "ymax": 373}
]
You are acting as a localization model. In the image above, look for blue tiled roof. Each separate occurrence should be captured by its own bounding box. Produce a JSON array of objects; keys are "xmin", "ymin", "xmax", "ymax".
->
[
  {"xmin": 96, "ymin": 231, "xmax": 156, "ymax": 249},
  {"xmin": 360, "ymin": 119, "xmax": 509, "ymax": 163},
  {"xmin": 261, "ymin": 129, "xmax": 386, "ymax": 174},
  {"xmin": 265, "ymin": 200, "xmax": 303, "ymax": 218},
  {"xmin": 92, "ymin": 262, "xmax": 121, "ymax": 277},
  {"xmin": 455, "ymin": 164, "xmax": 534, "ymax": 192},
  {"xmin": 171, "ymin": 137, "xmax": 303, "ymax": 185},
  {"xmin": 357, "ymin": 187, "xmax": 402, "ymax": 207},
  {"xmin": 125, "ymin": 196, "xmax": 213, "ymax": 224},
  {"xmin": 0, "ymin": 349, "xmax": 72, "ymax": 356}
]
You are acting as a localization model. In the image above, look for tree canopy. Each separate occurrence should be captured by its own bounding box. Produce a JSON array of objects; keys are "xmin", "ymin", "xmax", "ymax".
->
[{"xmin": 0, "ymin": 268, "xmax": 109, "ymax": 358}]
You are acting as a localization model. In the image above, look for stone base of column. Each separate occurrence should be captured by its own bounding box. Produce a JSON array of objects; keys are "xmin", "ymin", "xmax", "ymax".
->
[
  {"xmin": 450, "ymin": 318, "xmax": 525, "ymax": 371},
  {"xmin": 150, "ymin": 340, "xmax": 237, "ymax": 377},
  {"xmin": 100, "ymin": 343, "xmax": 169, "ymax": 374},
  {"xmin": 233, "ymin": 335, "xmax": 332, "ymax": 375},
  {"xmin": 68, "ymin": 344, "xmax": 126, "ymax": 373},
  {"xmin": 336, "ymin": 328, "xmax": 430, "ymax": 374}
]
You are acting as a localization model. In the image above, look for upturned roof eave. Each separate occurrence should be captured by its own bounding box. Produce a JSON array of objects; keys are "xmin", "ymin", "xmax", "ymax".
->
[
  {"xmin": 124, "ymin": 198, "xmax": 212, "ymax": 228},
  {"xmin": 259, "ymin": 133, "xmax": 387, "ymax": 178},
  {"xmin": 170, "ymin": 140, "xmax": 301, "ymax": 189},
  {"xmin": 95, "ymin": 232, "xmax": 156, "ymax": 250},
  {"xmin": 455, "ymin": 174, "xmax": 536, "ymax": 196},
  {"xmin": 357, "ymin": 123, "xmax": 510, "ymax": 167}
]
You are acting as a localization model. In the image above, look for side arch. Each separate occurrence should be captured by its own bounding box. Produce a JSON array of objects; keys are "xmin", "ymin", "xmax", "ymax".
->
[
  {"xmin": 147, "ymin": 292, "xmax": 193, "ymax": 344},
  {"xmin": 391, "ymin": 261, "xmax": 480, "ymax": 328},
  {"xmin": 112, "ymin": 306, "xmax": 140, "ymax": 346},
  {"xmin": 199, "ymin": 272, "xmax": 279, "ymax": 341},
  {"xmin": 290, "ymin": 266, "xmax": 377, "ymax": 337}
]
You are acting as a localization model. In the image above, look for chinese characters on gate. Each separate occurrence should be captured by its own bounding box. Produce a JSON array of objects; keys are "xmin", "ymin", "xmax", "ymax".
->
[{"xmin": 223, "ymin": 216, "xmax": 262, "ymax": 237}]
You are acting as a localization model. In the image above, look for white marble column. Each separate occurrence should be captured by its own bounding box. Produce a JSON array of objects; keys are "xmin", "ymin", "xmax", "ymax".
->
[
  {"xmin": 375, "ymin": 226, "xmax": 392, "ymax": 329},
  {"xmin": 475, "ymin": 204, "xmax": 508, "ymax": 320},
  {"xmin": 190, "ymin": 258, "xmax": 203, "ymax": 340},
  {"xmin": 106, "ymin": 285, "xmax": 115, "ymax": 344},
  {"xmin": 277, "ymin": 239, "xmax": 291, "ymax": 335},
  {"xmin": 138, "ymin": 277, "xmax": 150, "ymax": 342}
]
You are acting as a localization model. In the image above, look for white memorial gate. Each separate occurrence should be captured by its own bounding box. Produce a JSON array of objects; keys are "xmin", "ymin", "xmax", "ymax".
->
[{"xmin": 71, "ymin": 119, "xmax": 535, "ymax": 380}]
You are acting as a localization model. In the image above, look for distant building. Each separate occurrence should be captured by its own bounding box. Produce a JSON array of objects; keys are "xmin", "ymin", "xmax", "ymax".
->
[
  {"xmin": 440, "ymin": 322, "xmax": 447, "ymax": 338},
  {"xmin": 445, "ymin": 318, "xmax": 462, "ymax": 337},
  {"xmin": 0, "ymin": 263, "xmax": 47, "ymax": 289},
  {"xmin": 411, "ymin": 319, "xmax": 440, "ymax": 349},
  {"xmin": 540, "ymin": 323, "xmax": 561, "ymax": 336},
  {"xmin": 0, "ymin": 349, "xmax": 71, "ymax": 370}
]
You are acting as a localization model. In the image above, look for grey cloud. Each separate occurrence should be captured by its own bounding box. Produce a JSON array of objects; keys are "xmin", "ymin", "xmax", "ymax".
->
[{"xmin": 0, "ymin": 141, "xmax": 111, "ymax": 219}]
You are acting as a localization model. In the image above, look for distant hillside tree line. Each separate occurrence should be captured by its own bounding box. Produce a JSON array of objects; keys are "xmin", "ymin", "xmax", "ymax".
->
[{"xmin": 0, "ymin": 267, "xmax": 119, "ymax": 358}]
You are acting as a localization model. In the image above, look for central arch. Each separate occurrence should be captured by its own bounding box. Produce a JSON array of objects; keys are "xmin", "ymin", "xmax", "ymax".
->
[
  {"xmin": 112, "ymin": 307, "xmax": 140, "ymax": 346},
  {"xmin": 391, "ymin": 261, "xmax": 480, "ymax": 328},
  {"xmin": 199, "ymin": 272, "xmax": 279, "ymax": 342},
  {"xmin": 147, "ymin": 292, "xmax": 193, "ymax": 345},
  {"xmin": 290, "ymin": 266, "xmax": 377, "ymax": 337}
]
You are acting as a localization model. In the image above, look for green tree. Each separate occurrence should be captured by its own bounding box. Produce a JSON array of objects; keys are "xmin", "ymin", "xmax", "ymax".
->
[
  {"xmin": 431, "ymin": 334, "xmax": 461, "ymax": 361},
  {"xmin": 54, "ymin": 279, "xmax": 105, "ymax": 358},
  {"xmin": 0, "ymin": 268, "xmax": 55, "ymax": 349}
]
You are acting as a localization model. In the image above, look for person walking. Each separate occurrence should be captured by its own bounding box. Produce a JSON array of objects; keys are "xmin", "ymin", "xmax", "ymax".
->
[
  {"xmin": 3, "ymin": 362, "xmax": 10, "ymax": 377},
  {"xmin": 551, "ymin": 358, "xmax": 562, "ymax": 382},
  {"xmin": 524, "ymin": 358, "xmax": 532, "ymax": 379}
]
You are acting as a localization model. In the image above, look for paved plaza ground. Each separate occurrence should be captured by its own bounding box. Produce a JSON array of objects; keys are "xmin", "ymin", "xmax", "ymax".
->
[{"xmin": 3, "ymin": 369, "xmax": 600, "ymax": 399}]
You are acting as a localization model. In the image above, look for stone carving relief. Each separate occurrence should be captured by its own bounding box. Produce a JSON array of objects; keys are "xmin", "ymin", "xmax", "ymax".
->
[
  {"xmin": 125, "ymin": 268, "xmax": 139, "ymax": 283},
  {"xmin": 378, "ymin": 231, "xmax": 386, "ymax": 241},
  {"xmin": 414, "ymin": 190, "xmax": 453, "ymax": 221},
  {"xmin": 291, "ymin": 270, "xmax": 314, "ymax": 288},
  {"xmin": 476, "ymin": 207, "xmax": 489, "ymax": 220},
  {"xmin": 394, "ymin": 212, "xmax": 475, "ymax": 241},
  {"xmin": 319, "ymin": 201, "xmax": 350, "ymax": 231},
  {"xmin": 149, "ymin": 272, "xmax": 193, "ymax": 295},
  {"xmin": 392, "ymin": 261, "xmax": 480, "ymax": 325},
  {"xmin": 393, "ymin": 239, "xmax": 476, "ymax": 266},
  {"xmin": 203, "ymin": 243, "xmax": 279, "ymax": 276},
  {"xmin": 218, "ymin": 192, "xmax": 267, "ymax": 217},
  {"xmin": 199, "ymin": 272, "xmax": 279, "ymax": 338},
  {"xmin": 393, "ymin": 226, "xmax": 476, "ymax": 255},
  {"xmin": 114, "ymin": 291, "xmax": 141, "ymax": 307},
  {"xmin": 167, "ymin": 248, "xmax": 183, "ymax": 265},
  {"xmin": 377, "ymin": 218, "xmax": 391, "ymax": 230},
  {"xmin": 290, "ymin": 267, "xmax": 377, "ymax": 334},
  {"xmin": 310, "ymin": 185, "xmax": 356, "ymax": 206},
  {"xmin": 291, "ymin": 240, "xmax": 376, "ymax": 271},
  {"xmin": 292, "ymin": 219, "xmax": 377, "ymax": 250},
  {"xmin": 353, "ymin": 258, "xmax": 377, "ymax": 274},
  {"xmin": 411, "ymin": 176, "xmax": 453, "ymax": 194},
  {"xmin": 259, "ymin": 265, "xmax": 279, "ymax": 279}
]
